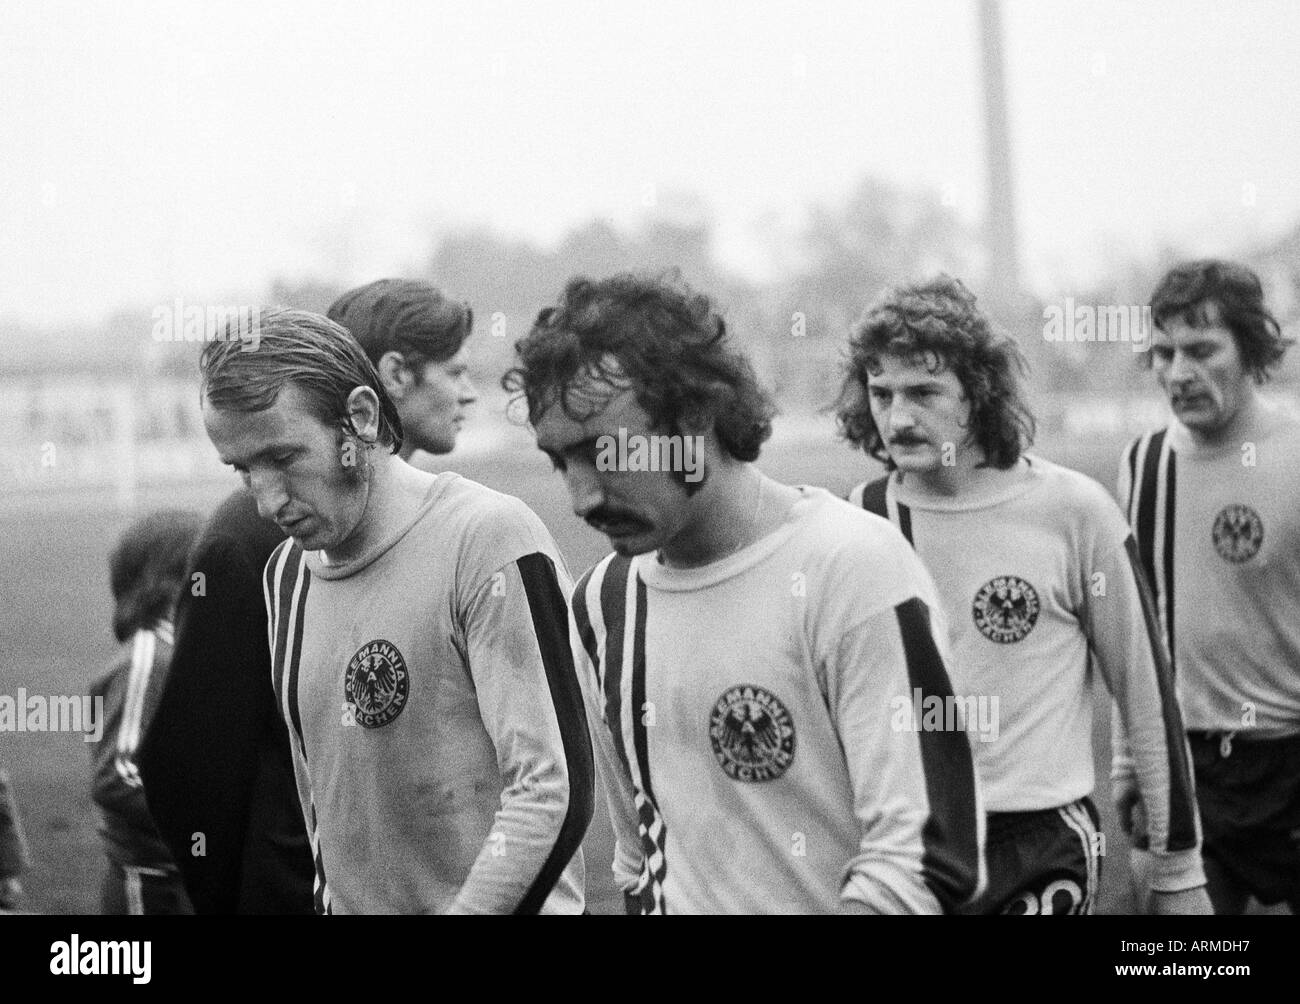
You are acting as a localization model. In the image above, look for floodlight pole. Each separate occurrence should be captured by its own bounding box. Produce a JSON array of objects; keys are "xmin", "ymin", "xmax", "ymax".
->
[{"xmin": 978, "ymin": 0, "xmax": 1021, "ymax": 312}]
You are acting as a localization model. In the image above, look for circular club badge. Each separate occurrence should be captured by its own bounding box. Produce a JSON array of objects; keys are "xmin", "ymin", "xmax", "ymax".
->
[
  {"xmin": 344, "ymin": 639, "xmax": 410, "ymax": 729},
  {"xmin": 1212, "ymin": 504, "xmax": 1263, "ymax": 563},
  {"xmin": 972, "ymin": 575, "xmax": 1041, "ymax": 644},
  {"xmin": 709, "ymin": 684, "xmax": 795, "ymax": 783}
]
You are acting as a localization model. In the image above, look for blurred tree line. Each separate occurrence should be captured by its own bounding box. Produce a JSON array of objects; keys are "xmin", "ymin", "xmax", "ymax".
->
[{"xmin": 4, "ymin": 175, "xmax": 1297, "ymax": 413}]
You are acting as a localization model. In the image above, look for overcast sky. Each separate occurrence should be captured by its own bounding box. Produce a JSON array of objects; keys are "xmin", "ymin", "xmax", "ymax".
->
[{"xmin": 3, "ymin": 0, "xmax": 1298, "ymax": 324}]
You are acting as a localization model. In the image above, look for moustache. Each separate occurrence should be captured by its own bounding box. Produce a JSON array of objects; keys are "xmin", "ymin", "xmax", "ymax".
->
[{"xmin": 585, "ymin": 508, "xmax": 647, "ymax": 530}]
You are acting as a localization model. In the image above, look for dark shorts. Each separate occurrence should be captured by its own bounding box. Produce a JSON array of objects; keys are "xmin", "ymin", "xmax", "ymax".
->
[
  {"xmin": 957, "ymin": 797, "xmax": 1102, "ymax": 915},
  {"xmin": 1190, "ymin": 730, "xmax": 1300, "ymax": 908}
]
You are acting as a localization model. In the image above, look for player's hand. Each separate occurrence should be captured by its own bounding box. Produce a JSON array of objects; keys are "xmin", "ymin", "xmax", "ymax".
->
[
  {"xmin": 1113, "ymin": 781, "xmax": 1147, "ymax": 843},
  {"xmin": 1151, "ymin": 886, "xmax": 1213, "ymax": 915}
]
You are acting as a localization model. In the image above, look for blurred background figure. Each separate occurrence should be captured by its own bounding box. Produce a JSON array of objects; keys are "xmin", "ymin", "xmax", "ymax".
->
[
  {"xmin": 0, "ymin": 768, "xmax": 31, "ymax": 911},
  {"xmin": 139, "ymin": 486, "xmax": 316, "ymax": 914},
  {"xmin": 327, "ymin": 279, "xmax": 477, "ymax": 465},
  {"xmin": 91, "ymin": 509, "xmax": 202, "ymax": 915}
]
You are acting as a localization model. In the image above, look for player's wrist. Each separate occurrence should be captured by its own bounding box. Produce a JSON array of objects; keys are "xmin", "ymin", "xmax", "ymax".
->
[{"xmin": 1148, "ymin": 850, "xmax": 1208, "ymax": 893}]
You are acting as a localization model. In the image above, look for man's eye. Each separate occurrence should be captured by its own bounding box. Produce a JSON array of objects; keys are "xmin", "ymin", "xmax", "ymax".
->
[
  {"xmin": 272, "ymin": 452, "xmax": 295, "ymax": 466},
  {"xmin": 1152, "ymin": 348, "xmax": 1173, "ymax": 362},
  {"xmin": 547, "ymin": 455, "xmax": 566, "ymax": 473}
]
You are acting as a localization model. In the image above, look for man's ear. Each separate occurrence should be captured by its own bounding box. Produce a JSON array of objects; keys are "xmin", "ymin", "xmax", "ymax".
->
[
  {"xmin": 345, "ymin": 386, "xmax": 382, "ymax": 444},
  {"xmin": 375, "ymin": 351, "xmax": 410, "ymax": 399}
]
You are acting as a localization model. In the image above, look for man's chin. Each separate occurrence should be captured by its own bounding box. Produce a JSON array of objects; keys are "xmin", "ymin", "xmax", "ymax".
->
[
  {"xmin": 417, "ymin": 437, "xmax": 456, "ymax": 457},
  {"xmin": 1172, "ymin": 402, "xmax": 1225, "ymax": 433},
  {"xmin": 293, "ymin": 527, "xmax": 339, "ymax": 552},
  {"xmin": 606, "ymin": 529, "xmax": 658, "ymax": 557}
]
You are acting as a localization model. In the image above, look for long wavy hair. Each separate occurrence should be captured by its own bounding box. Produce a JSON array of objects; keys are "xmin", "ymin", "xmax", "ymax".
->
[
  {"xmin": 503, "ymin": 272, "xmax": 777, "ymax": 466},
  {"xmin": 836, "ymin": 274, "xmax": 1035, "ymax": 470}
]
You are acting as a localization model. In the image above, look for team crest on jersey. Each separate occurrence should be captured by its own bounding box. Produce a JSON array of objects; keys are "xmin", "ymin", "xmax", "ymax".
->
[
  {"xmin": 1212, "ymin": 504, "xmax": 1263, "ymax": 563},
  {"xmin": 972, "ymin": 575, "xmax": 1040, "ymax": 644},
  {"xmin": 344, "ymin": 639, "xmax": 409, "ymax": 729},
  {"xmin": 709, "ymin": 684, "xmax": 796, "ymax": 783}
]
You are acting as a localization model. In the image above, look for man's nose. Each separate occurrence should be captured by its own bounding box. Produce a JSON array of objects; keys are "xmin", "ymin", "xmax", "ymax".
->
[
  {"xmin": 249, "ymin": 469, "xmax": 289, "ymax": 521},
  {"xmin": 889, "ymin": 403, "xmax": 917, "ymax": 433},
  {"xmin": 458, "ymin": 374, "xmax": 478, "ymax": 406},
  {"xmin": 564, "ymin": 464, "xmax": 604, "ymax": 519},
  {"xmin": 1166, "ymin": 351, "xmax": 1198, "ymax": 388}
]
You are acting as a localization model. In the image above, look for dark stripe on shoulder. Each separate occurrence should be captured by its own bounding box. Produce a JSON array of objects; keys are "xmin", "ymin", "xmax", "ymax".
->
[
  {"xmin": 894, "ymin": 596, "xmax": 981, "ymax": 910},
  {"xmin": 269, "ymin": 543, "xmax": 302, "ymax": 721},
  {"xmin": 1161, "ymin": 450, "xmax": 1177, "ymax": 672},
  {"xmin": 629, "ymin": 576, "xmax": 658, "ymax": 806},
  {"xmin": 1122, "ymin": 438, "xmax": 1139, "ymax": 524},
  {"xmin": 1122, "ymin": 536, "xmax": 1198, "ymax": 850},
  {"xmin": 599, "ymin": 556, "xmax": 636, "ymax": 781},
  {"xmin": 285, "ymin": 558, "xmax": 311, "ymax": 756},
  {"xmin": 1134, "ymin": 430, "xmax": 1164, "ymax": 611},
  {"xmin": 512, "ymin": 552, "xmax": 596, "ymax": 915},
  {"xmin": 570, "ymin": 565, "xmax": 601, "ymax": 678},
  {"xmin": 859, "ymin": 476, "xmax": 890, "ymax": 518},
  {"xmin": 896, "ymin": 503, "xmax": 913, "ymax": 545}
]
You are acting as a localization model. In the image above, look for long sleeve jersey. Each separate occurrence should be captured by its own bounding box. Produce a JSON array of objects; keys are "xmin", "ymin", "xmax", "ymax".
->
[
  {"xmin": 573, "ymin": 486, "xmax": 983, "ymax": 914},
  {"xmin": 1118, "ymin": 405, "xmax": 1300, "ymax": 737},
  {"xmin": 852, "ymin": 455, "xmax": 1204, "ymax": 892},
  {"xmin": 263, "ymin": 472, "xmax": 593, "ymax": 914}
]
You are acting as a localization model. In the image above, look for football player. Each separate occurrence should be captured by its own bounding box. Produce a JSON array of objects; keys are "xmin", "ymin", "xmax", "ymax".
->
[
  {"xmin": 506, "ymin": 272, "xmax": 982, "ymax": 914},
  {"xmin": 327, "ymin": 278, "xmax": 477, "ymax": 462},
  {"xmin": 142, "ymin": 280, "xmax": 480, "ymax": 913},
  {"xmin": 200, "ymin": 308, "xmax": 592, "ymax": 914},
  {"xmin": 837, "ymin": 274, "xmax": 1210, "ymax": 915},
  {"xmin": 1121, "ymin": 259, "xmax": 1300, "ymax": 914}
]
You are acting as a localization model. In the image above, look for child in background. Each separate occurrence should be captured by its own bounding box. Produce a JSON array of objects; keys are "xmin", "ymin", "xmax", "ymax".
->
[{"xmin": 90, "ymin": 509, "xmax": 202, "ymax": 914}]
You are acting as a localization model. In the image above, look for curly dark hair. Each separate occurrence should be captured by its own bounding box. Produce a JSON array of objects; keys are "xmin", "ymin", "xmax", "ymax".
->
[
  {"xmin": 1149, "ymin": 259, "xmax": 1293, "ymax": 383},
  {"xmin": 502, "ymin": 272, "xmax": 776, "ymax": 463},
  {"xmin": 109, "ymin": 509, "xmax": 204, "ymax": 643},
  {"xmin": 836, "ymin": 274, "xmax": 1035, "ymax": 470}
]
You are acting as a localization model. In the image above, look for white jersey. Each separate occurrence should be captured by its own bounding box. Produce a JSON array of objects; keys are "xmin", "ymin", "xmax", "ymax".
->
[
  {"xmin": 852, "ymin": 456, "xmax": 1204, "ymax": 892},
  {"xmin": 1119, "ymin": 405, "xmax": 1300, "ymax": 736},
  {"xmin": 264, "ymin": 473, "xmax": 591, "ymax": 914},
  {"xmin": 572, "ymin": 486, "xmax": 984, "ymax": 914}
]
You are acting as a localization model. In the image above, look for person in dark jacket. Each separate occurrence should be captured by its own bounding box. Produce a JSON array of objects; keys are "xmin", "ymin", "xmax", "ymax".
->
[{"xmin": 139, "ymin": 488, "xmax": 315, "ymax": 913}]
